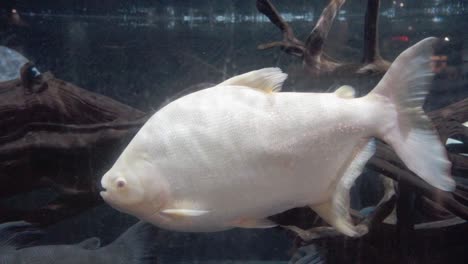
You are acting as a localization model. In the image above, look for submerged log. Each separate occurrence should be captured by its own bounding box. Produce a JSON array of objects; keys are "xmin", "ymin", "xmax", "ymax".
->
[{"xmin": 0, "ymin": 63, "xmax": 147, "ymax": 225}]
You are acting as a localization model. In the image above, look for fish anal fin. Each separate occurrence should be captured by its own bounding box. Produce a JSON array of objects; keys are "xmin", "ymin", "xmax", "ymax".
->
[
  {"xmin": 231, "ymin": 218, "xmax": 277, "ymax": 229},
  {"xmin": 310, "ymin": 139, "xmax": 376, "ymax": 237},
  {"xmin": 217, "ymin": 68, "xmax": 287, "ymax": 93},
  {"xmin": 338, "ymin": 139, "xmax": 376, "ymax": 190}
]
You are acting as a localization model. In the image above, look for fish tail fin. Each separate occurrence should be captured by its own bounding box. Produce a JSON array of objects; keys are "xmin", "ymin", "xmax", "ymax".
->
[
  {"xmin": 369, "ymin": 37, "xmax": 455, "ymax": 191},
  {"xmin": 103, "ymin": 221, "xmax": 159, "ymax": 264}
]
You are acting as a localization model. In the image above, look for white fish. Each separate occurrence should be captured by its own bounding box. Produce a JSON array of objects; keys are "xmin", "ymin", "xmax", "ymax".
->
[{"xmin": 100, "ymin": 38, "xmax": 455, "ymax": 237}]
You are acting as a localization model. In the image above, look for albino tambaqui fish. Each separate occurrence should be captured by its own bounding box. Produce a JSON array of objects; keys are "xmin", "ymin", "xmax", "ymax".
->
[{"xmin": 100, "ymin": 38, "xmax": 455, "ymax": 237}]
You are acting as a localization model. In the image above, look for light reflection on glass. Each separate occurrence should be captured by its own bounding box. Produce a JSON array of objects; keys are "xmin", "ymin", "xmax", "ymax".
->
[{"xmin": 432, "ymin": 16, "xmax": 443, "ymax": 23}]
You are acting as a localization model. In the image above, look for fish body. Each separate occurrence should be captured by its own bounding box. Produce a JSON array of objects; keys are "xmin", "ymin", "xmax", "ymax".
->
[
  {"xmin": 118, "ymin": 89, "xmax": 375, "ymax": 232},
  {"xmin": 101, "ymin": 38, "xmax": 455, "ymax": 236},
  {"xmin": 0, "ymin": 221, "xmax": 158, "ymax": 264}
]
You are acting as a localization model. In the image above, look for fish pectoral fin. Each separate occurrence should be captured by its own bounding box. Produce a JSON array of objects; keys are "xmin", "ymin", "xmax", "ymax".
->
[
  {"xmin": 231, "ymin": 218, "xmax": 277, "ymax": 229},
  {"xmin": 160, "ymin": 209, "xmax": 210, "ymax": 217},
  {"xmin": 216, "ymin": 67, "xmax": 287, "ymax": 93}
]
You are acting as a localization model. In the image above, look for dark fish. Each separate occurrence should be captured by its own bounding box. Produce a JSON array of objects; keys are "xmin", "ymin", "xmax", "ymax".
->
[{"xmin": 0, "ymin": 221, "xmax": 158, "ymax": 264}]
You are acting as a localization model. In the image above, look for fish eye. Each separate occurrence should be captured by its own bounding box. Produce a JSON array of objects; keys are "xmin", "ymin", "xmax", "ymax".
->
[{"xmin": 116, "ymin": 178, "xmax": 126, "ymax": 188}]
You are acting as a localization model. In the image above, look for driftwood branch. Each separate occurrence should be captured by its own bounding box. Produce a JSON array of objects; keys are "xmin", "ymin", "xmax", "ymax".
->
[
  {"xmin": 362, "ymin": 0, "xmax": 380, "ymax": 64},
  {"xmin": 303, "ymin": 0, "xmax": 345, "ymax": 73},
  {"xmin": 257, "ymin": 0, "xmax": 390, "ymax": 75},
  {"xmin": 0, "ymin": 63, "xmax": 147, "ymax": 224},
  {"xmin": 256, "ymin": 0, "xmax": 305, "ymax": 57}
]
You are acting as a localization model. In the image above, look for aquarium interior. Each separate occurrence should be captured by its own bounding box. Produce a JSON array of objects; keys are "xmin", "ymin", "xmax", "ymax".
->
[{"xmin": 0, "ymin": 0, "xmax": 467, "ymax": 263}]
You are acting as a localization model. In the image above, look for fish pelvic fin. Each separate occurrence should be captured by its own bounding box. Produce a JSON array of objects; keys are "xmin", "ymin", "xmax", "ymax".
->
[
  {"xmin": 216, "ymin": 67, "xmax": 287, "ymax": 93},
  {"xmin": 368, "ymin": 37, "xmax": 455, "ymax": 192},
  {"xmin": 160, "ymin": 200, "xmax": 210, "ymax": 218},
  {"xmin": 230, "ymin": 218, "xmax": 277, "ymax": 229}
]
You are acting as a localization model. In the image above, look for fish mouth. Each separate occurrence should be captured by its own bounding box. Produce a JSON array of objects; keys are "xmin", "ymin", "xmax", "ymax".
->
[
  {"xmin": 99, "ymin": 187, "xmax": 108, "ymax": 198},
  {"xmin": 99, "ymin": 180, "xmax": 108, "ymax": 196}
]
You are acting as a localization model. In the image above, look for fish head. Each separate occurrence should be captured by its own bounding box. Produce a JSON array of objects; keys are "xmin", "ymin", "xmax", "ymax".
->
[
  {"xmin": 100, "ymin": 129, "xmax": 172, "ymax": 220},
  {"xmin": 100, "ymin": 170, "xmax": 145, "ymax": 212},
  {"xmin": 100, "ymin": 152, "xmax": 151, "ymax": 212}
]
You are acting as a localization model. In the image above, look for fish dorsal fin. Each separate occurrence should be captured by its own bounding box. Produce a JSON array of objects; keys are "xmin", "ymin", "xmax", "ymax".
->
[
  {"xmin": 334, "ymin": 85, "xmax": 355, "ymax": 98},
  {"xmin": 76, "ymin": 237, "xmax": 101, "ymax": 250},
  {"xmin": 217, "ymin": 67, "xmax": 287, "ymax": 93}
]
